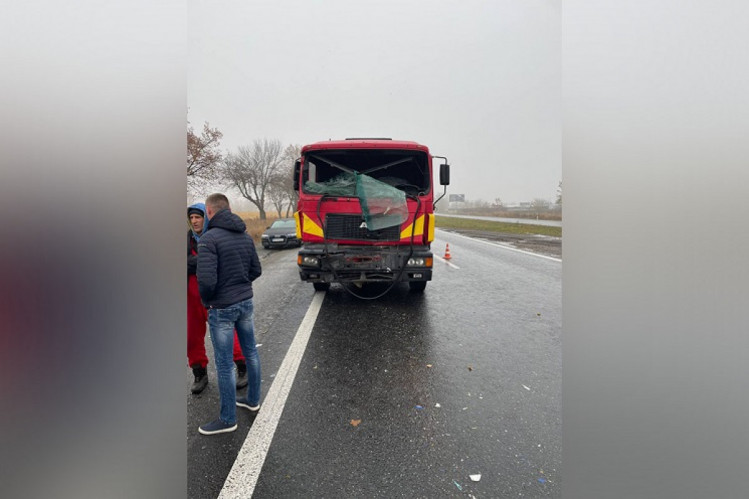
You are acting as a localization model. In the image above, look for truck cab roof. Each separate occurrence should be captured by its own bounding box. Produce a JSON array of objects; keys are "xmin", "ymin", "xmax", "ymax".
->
[{"xmin": 302, "ymin": 139, "xmax": 429, "ymax": 153}]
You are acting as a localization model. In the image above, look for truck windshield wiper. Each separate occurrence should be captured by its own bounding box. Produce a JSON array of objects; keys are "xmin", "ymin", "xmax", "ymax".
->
[
  {"xmin": 307, "ymin": 154, "xmax": 355, "ymax": 174},
  {"xmin": 308, "ymin": 153, "xmax": 412, "ymax": 176},
  {"xmin": 361, "ymin": 157, "xmax": 412, "ymax": 175}
]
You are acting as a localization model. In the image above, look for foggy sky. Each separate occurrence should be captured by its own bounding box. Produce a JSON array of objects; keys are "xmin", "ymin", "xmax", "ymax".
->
[{"xmin": 188, "ymin": 0, "xmax": 560, "ymax": 205}]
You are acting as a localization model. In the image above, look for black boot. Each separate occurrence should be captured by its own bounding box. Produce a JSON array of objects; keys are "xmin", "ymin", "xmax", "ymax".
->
[
  {"xmin": 191, "ymin": 365, "xmax": 208, "ymax": 394},
  {"xmin": 235, "ymin": 360, "xmax": 248, "ymax": 389}
]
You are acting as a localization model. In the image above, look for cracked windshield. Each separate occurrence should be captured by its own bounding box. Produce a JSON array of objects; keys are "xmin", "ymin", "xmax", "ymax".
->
[{"xmin": 303, "ymin": 149, "xmax": 429, "ymax": 230}]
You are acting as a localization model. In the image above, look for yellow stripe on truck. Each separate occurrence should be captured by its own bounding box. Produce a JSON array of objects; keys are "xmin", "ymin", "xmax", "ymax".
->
[
  {"xmin": 400, "ymin": 215, "xmax": 425, "ymax": 240},
  {"xmin": 294, "ymin": 211, "xmax": 302, "ymax": 239},
  {"xmin": 302, "ymin": 213, "xmax": 324, "ymax": 238},
  {"xmin": 427, "ymin": 213, "xmax": 435, "ymax": 242}
]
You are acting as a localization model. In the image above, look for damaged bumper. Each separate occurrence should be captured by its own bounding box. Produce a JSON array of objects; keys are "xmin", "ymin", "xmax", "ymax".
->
[{"xmin": 298, "ymin": 243, "xmax": 433, "ymax": 284}]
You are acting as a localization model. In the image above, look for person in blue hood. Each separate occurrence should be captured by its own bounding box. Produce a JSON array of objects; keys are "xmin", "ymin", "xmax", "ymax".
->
[
  {"xmin": 196, "ymin": 193, "xmax": 262, "ymax": 435},
  {"xmin": 187, "ymin": 202, "xmax": 248, "ymax": 394}
]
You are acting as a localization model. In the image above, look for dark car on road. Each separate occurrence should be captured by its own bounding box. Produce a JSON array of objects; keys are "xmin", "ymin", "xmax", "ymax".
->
[{"xmin": 261, "ymin": 218, "xmax": 300, "ymax": 249}]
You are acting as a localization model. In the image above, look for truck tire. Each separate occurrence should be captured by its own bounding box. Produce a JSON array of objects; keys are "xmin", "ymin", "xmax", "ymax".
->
[
  {"xmin": 409, "ymin": 281, "xmax": 427, "ymax": 292},
  {"xmin": 313, "ymin": 282, "xmax": 330, "ymax": 292}
]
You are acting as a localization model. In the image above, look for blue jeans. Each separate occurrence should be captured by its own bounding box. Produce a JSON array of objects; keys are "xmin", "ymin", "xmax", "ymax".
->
[{"xmin": 207, "ymin": 298, "xmax": 261, "ymax": 424}]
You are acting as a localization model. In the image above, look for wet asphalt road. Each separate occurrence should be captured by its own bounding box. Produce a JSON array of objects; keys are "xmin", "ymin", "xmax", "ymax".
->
[{"xmin": 188, "ymin": 229, "xmax": 561, "ymax": 498}]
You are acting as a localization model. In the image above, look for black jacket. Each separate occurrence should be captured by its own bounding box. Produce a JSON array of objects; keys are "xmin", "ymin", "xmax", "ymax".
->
[{"xmin": 197, "ymin": 209, "xmax": 262, "ymax": 308}]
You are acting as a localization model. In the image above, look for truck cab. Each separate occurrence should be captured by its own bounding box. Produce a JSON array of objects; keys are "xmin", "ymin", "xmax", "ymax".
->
[{"xmin": 294, "ymin": 138, "xmax": 449, "ymax": 293}]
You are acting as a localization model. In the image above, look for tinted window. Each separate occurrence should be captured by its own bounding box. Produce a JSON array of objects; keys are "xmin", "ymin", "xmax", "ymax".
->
[{"xmin": 270, "ymin": 219, "xmax": 296, "ymax": 229}]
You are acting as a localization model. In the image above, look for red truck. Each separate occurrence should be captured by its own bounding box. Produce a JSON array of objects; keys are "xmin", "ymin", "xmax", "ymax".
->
[{"xmin": 293, "ymin": 138, "xmax": 450, "ymax": 294}]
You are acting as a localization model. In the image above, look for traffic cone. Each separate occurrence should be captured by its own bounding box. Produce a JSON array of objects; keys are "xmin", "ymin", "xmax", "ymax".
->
[{"xmin": 444, "ymin": 243, "xmax": 452, "ymax": 260}]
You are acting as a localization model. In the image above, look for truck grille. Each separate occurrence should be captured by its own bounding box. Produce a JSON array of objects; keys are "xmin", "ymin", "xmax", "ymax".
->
[{"xmin": 324, "ymin": 214, "xmax": 400, "ymax": 241}]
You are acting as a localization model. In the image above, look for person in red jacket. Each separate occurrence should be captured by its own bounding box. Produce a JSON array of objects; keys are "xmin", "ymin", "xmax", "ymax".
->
[{"xmin": 187, "ymin": 203, "xmax": 248, "ymax": 394}]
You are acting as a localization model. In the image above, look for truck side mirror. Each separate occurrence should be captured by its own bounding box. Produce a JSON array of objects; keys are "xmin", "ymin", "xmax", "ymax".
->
[
  {"xmin": 293, "ymin": 160, "xmax": 301, "ymax": 191},
  {"xmin": 439, "ymin": 163, "xmax": 450, "ymax": 186}
]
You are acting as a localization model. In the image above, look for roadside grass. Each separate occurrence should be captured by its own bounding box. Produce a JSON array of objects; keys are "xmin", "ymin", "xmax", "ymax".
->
[
  {"xmin": 434, "ymin": 215, "xmax": 562, "ymax": 237},
  {"xmin": 236, "ymin": 212, "xmax": 279, "ymax": 244}
]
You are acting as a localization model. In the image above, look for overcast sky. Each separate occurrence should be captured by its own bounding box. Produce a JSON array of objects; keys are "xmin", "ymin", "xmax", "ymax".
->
[{"xmin": 188, "ymin": 0, "xmax": 560, "ymax": 205}]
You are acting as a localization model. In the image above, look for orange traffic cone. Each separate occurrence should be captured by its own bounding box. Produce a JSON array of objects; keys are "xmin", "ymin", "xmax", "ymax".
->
[{"xmin": 444, "ymin": 243, "xmax": 452, "ymax": 260}]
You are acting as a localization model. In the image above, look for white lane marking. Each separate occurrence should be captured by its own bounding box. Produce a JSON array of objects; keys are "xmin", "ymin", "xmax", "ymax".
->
[
  {"xmin": 436, "ymin": 229, "xmax": 562, "ymax": 263},
  {"xmin": 218, "ymin": 291, "xmax": 326, "ymax": 499},
  {"xmin": 433, "ymin": 254, "xmax": 460, "ymax": 269}
]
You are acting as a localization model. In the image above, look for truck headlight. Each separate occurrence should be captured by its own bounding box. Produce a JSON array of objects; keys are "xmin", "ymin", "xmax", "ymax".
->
[
  {"xmin": 407, "ymin": 257, "xmax": 432, "ymax": 267},
  {"xmin": 298, "ymin": 255, "xmax": 319, "ymax": 267}
]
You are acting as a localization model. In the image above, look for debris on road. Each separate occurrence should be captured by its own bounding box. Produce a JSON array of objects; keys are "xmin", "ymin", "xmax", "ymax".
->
[
  {"xmin": 453, "ymin": 480, "xmax": 463, "ymax": 491},
  {"xmin": 435, "ymin": 403, "xmax": 441, "ymax": 408},
  {"xmin": 415, "ymin": 405, "xmax": 424, "ymax": 411},
  {"xmin": 522, "ymin": 384, "xmax": 531, "ymax": 391},
  {"xmin": 350, "ymin": 419, "xmax": 361, "ymax": 427},
  {"xmin": 469, "ymin": 474, "xmax": 481, "ymax": 482}
]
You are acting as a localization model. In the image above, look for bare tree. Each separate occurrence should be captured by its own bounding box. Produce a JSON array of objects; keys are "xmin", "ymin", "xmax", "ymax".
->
[
  {"xmin": 223, "ymin": 139, "xmax": 285, "ymax": 220},
  {"xmin": 531, "ymin": 198, "xmax": 550, "ymax": 217},
  {"xmin": 281, "ymin": 144, "xmax": 301, "ymax": 216},
  {"xmin": 267, "ymin": 144, "xmax": 302, "ymax": 218},
  {"xmin": 187, "ymin": 122, "xmax": 223, "ymax": 194},
  {"xmin": 556, "ymin": 181, "xmax": 562, "ymax": 206},
  {"xmin": 267, "ymin": 172, "xmax": 290, "ymax": 218}
]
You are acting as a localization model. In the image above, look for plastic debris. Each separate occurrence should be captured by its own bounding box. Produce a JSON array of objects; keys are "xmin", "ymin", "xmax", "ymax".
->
[
  {"xmin": 453, "ymin": 480, "xmax": 463, "ymax": 491},
  {"xmin": 522, "ymin": 384, "xmax": 531, "ymax": 391},
  {"xmin": 469, "ymin": 474, "xmax": 481, "ymax": 482},
  {"xmin": 538, "ymin": 478, "xmax": 547, "ymax": 484},
  {"xmin": 426, "ymin": 364, "xmax": 433, "ymax": 368},
  {"xmin": 256, "ymin": 343, "xmax": 263, "ymax": 347},
  {"xmin": 435, "ymin": 403, "xmax": 441, "ymax": 408},
  {"xmin": 350, "ymin": 419, "xmax": 361, "ymax": 427},
  {"xmin": 415, "ymin": 405, "xmax": 424, "ymax": 410}
]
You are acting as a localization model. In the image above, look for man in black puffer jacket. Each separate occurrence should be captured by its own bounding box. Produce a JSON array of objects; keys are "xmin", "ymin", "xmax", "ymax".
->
[{"xmin": 196, "ymin": 193, "xmax": 262, "ymax": 436}]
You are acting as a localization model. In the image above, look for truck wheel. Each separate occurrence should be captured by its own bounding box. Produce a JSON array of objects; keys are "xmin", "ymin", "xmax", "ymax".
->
[
  {"xmin": 409, "ymin": 281, "xmax": 427, "ymax": 292},
  {"xmin": 313, "ymin": 282, "xmax": 330, "ymax": 292}
]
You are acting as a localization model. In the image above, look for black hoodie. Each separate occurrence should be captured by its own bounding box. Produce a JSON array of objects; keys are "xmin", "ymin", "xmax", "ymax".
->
[{"xmin": 196, "ymin": 209, "xmax": 262, "ymax": 308}]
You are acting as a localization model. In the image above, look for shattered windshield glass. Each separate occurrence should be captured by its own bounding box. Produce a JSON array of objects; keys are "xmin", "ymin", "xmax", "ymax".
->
[{"xmin": 302, "ymin": 149, "xmax": 428, "ymax": 230}]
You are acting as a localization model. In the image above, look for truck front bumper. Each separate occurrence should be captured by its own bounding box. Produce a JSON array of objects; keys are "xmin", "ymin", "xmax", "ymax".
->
[{"xmin": 298, "ymin": 244, "xmax": 432, "ymax": 284}]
